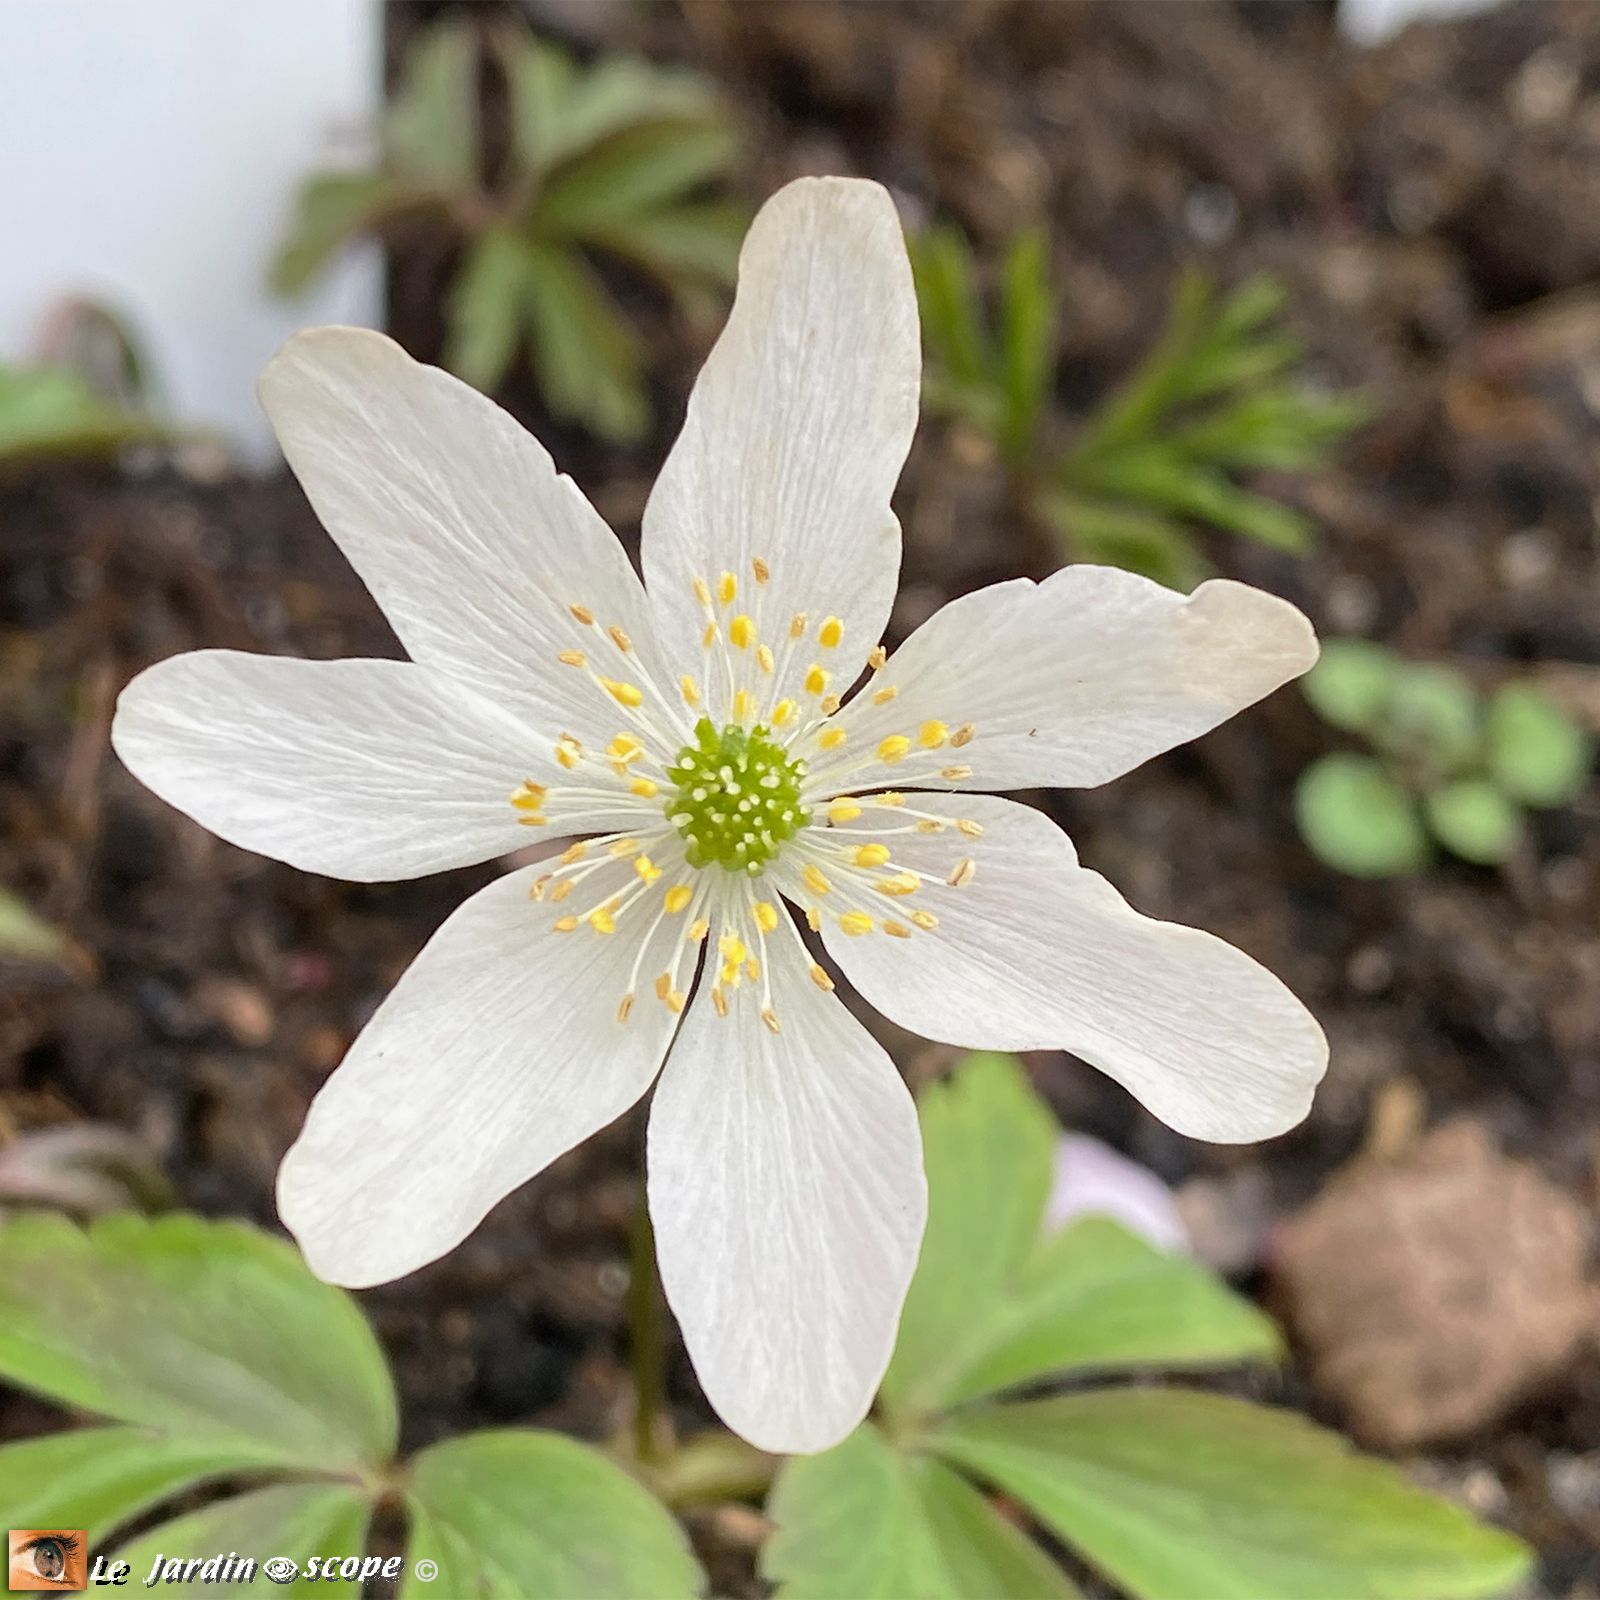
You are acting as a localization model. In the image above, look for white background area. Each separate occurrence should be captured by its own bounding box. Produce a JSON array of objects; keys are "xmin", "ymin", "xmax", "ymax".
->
[{"xmin": 0, "ymin": 0, "xmax": 382, "ymax": 466}]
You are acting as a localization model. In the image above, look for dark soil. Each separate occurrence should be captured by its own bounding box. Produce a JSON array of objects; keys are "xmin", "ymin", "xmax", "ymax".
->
[{"xmin": 4, "ymin": 1, "xmax": 1599, "ymax": 1594}]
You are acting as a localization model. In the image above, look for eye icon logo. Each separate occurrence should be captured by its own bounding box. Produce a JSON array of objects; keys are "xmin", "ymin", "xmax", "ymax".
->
[{"xmin": 7, "ymin": 1531, "xmax": 87, "ymax": 1592}]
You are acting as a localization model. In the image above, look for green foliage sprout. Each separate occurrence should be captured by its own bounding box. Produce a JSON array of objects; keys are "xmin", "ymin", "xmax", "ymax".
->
[
  {"xmin": 271, "ymin": 16, "xmax": 746, "ymax": 443},
  {"xmin": 913, "ymin": 228, "xmax": 1369, "ymax": 590},
  {"xmin": 1297, "ymin": 639, "xmax": 1593, "ymax": 876}
]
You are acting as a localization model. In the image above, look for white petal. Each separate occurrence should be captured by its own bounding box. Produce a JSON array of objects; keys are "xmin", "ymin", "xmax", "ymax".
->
[
  {"xmin": 641, "ymin": 178, "xmax": 920, "ymax": 707},
  {"xmin": 279, "ymin": 862, "xmax": 685, "ymax": 1286},
  {"xmin": 648, "ymin": 941, "xmax": 926, "ymax": 1454},
  {"xmin": 259, "ymin": 327, "xmax": 671, "ymax": 747},
  {"xmin": 814, "ymin": 567, "xmax": 1317, "ymax": 794},
  {"xmin": 820, "ymin": 796, "xmax": 1326, "ymax": 1142},
  {"xmin": 111, "ymin": 651, "xmax": 583, "ymax": 881}
]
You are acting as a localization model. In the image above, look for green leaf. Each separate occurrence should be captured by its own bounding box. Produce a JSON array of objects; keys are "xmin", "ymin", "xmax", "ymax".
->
[
  {"xmin": 1381, "ymin": 665, "xmax": 1481, "ymax": 772},
  {"xmin": 114, "ymin": 1482, "xmax": 372, "ymax": 1598},
  {"xmin": 385, "ymin": 17, "xmax": 480, "ymax": 187},
  {"xmin": 402, "ymin": 1430, "xmax": 704, "ymax": 1600},
  {"xmin": 1485, "ymin": 684, "xmax": 1593, "ymax": 807},
  {"xmin": 912, "ymin": 228, "xmax": 992, "ymax": 392},
  {"xmin": 1424, "ymin": 780, "xmax": 1523, "ymax": 865},
  {"xmin": 1302, "ymin": 639, "xmax": 1401, "ymax": 734},
  {"xmin": 0, "ymin": 1212, "xmax": 397, "ymax": 1473},
  {"xmin": 587, "ymin": 201, "xmax": 745, "ymax": 290},
  {"xmin": 1295, "ymin": 754, "xmax": 1429, "ymax": 878},
  {"xmin": 0, "ymin": 363, "xmax": 173, "ymax": 466},
  {"xmin": 520, "ymin": 243, "xmax": 649, "ymax": 443},
  {"xmin": 764, "ymin": 1423, "xmax": 1079, "ymax": 1599},
  {"xmin": 0, "ymin": 1427, "xmax": 270, "ymax": 1541},
  {"xmin": 881, "ymin": 1054, "xmax": 1056, "ymax": 1417},
  {"xmin": 1041, "ymin": 493, "xmax": 1207, "ymax": 591},
  {"xmin": 269, "ymin": 172, "xmax": 424, "ymax": 296},
  {"xmin": 935, "ymin": 1391, "xmax": 1533, "ymax": 1600},
  {"xmin": 996, "ymin": 228, "xmax": 1056, "ymax": 468},
  {"xmin": 446, "ymin": 228, "xmax": 535, "ymax": 393}
]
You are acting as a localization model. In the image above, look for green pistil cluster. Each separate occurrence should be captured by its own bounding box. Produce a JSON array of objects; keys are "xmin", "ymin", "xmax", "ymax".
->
[{"xmin": 667, "ymin": 718, "xmax": 810, "ymax": 874}]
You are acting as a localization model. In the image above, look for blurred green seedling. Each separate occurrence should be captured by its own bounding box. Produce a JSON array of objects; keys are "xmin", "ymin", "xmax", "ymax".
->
[
  {"xmin": 272, "ymin": 15, "xmax": 746, "ymax": 443},
  {"xmin": 0, "ymin": 1215, "xmax": 704, "ymax": 1598},
  {"xmin": 1297, "ymin": 638, "xmax": 1593, "ymax": 876},
  {"xmin": 913, "ymin": 228, "xmax": 1368, "ymax": 590},
  {"xmin": 763, "ymin": 1053, "xmax": 1531, "ymax": 1600}
]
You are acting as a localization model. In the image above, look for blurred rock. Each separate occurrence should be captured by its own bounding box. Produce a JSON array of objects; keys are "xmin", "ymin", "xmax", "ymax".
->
[{"xmin": 1272, "ymin": 1120, "xmax": 1595, "ymax": 1448}]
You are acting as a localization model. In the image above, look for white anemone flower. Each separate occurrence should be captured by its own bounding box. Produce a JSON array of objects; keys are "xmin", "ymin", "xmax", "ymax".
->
[{"xmin": 112, "ymin": 177, "xmax": 1326, "ymax": 1455}]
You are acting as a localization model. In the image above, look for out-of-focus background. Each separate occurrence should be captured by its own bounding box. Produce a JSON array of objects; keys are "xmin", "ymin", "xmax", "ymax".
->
[{"xmin": 2, "ymin": 2, "xmax": 1598, "ymax": 1592}]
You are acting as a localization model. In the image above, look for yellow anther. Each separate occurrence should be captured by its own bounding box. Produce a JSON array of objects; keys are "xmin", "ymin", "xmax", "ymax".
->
[
  {"xmin": 609, "ymin": 838, "xmax": 641, "ymax": 857},
  {"xmin": 828, "ymin": 799, "xmax": 862, "ymax": 824},
  {"xmin": 617, "ymin": 994, "xmax": 634, "ymax": 1023},
  {"xmin": 630, "ymin": 778, "xmax": 659, "ymax": 799},
  {"xmin": 516, "ymin": 814, "xmax": 547, "ymax": 828},
  {"xmin": 729, "ymin": 614, "xmax": 756, "ymax": 650},
  {"xmin": 911, "ymin": 909, "xmax": 939, "ymax": 930},
  {"xmin": 754, "ymin": 901, "xmax": 779, "ymax": 933},
  {"xmin": 664, "ymin": 884, "xmax": 693, "ymax": 914},
  {"xmin": 772, "ymin": 698, "xmax": 797, "ymax": 726},
  {"xmin": 717, "ymin": 570, "xmax": 738, "ymax": 605},
  {"xmin": 819, "ymin": 726, "xmax": 847, "ymax": 751},
  {"xmin": 688, "ymin": 917, "xmax": 710, "ymax": 943},
  {"xmin": 569, "ymin": 602, "xmax": 595, "ymax": 625},
  {"xmin": 655, "ymin": 972, "xmax": 672, "ymax": 1001},
  {"xmin": 550, "ymin": 880, "xmax": 574, "ymax": 903},
  {"xmin": 868, "ymin": 645, "xmax": 888, "ymax": 671},
  {"xmin": 679, "ymin": 674, "xmax": 700, "ymax": 707},
  {"xmin": 757, "ymin": 644, "xmax": 776, "ymax": 675},
  {"xmin": 511, "ymin": 783, "xmax": 546, "ymax": 811},
  {"xmin": 562, "ymin": 842, "xmax": 588, "ymax": 865},
  {"xmin": 883, "ymin": 920, "xmax": 912, "ymax": 938},
  {"xmin": 804, "ymin": 665, "xmax": 830, "ymax": 697},
  {"xmin": 941, "ymin": 764, "xmax": 973, "ymax": 781},
  {"xmin": 602, "ymin": 678, "xmax": 644, "ymax": 708},
  {"xmin": 915, "ymin": 819, "xmax": 944, "ymax": 833},
  {"xmin": 805, "ymin": 906, "xmax": 821, "ymax": 931},
  {"xmin": 819, "ymin": 615, "xmax": 843, "ymax": 649},
  {"xmin": 820, "ymin": 694, "xmax": 842, "ymax": 715},
  {"xmin": 589, "ymin": 908, "xmax": 617, "ymax": 935},
  {"xmin": 808, "ymin": 962, "xmax": 835, "ymax": 991},
  {"xmin": 608, "ymin": 625, "xmax": 632, "ymax": 653},
  {"xmin": 761, "ymin": 1005, "xmax": 781, "ymax": 1035},
  {"xmin": 949, "ymin": 857, "xmax": 977, "ymax": 888},
  {"xmin": 876, "ymin": 872, "xmax": 921, "ymax": 897},
  {"xmin": 752, "ymin": 556, "xmax": 770, "ymax": 584},
  {"xmin": 667, "ymin": 990, "xmax": 687, "ymax": 1014},
  {"xmin": 790, "ymin": 612, "xmax": 808, "ymax": 639},
  {"xmin": 957, "ymin": 818, "xmax": 984, "ymax": 838},
  {"xmin": 839, "ymin": 911, "xmax": 875, "ymax": 937},
  {"xmin": 634, "ymin": 855, "xmax": 662, "ymax": 885},
  {"xmin": 733, "ymin": 687, "xmax": 755, "ymax": 723},
  {"xmin": 693, "ymin": 577, "xmax": 712, "ymax": 608},
  {"xmin": 718, "ymin": 933, "xmax": 748, "ymax": 966},
  {"xmin": 745, "ymin": 957, "xmax": 761, "ymax": 982},
  {"xmin": 877, "ymin": 735, "xmax": 912, "ymax": 765},
  {"xmin": 530, "ymin": 875, "xmax": 551, "ymax": 900},
  {"xmin": 711, "ymin": 986, "xmax": 729, "ymax": 1018},
  {"xmin": 872, "ymin": 684, "xmax": 899, "ymax": 705},
  {"xmin": 556, "ymin": 739, "xmax": 582, "ymax": 770},
  {"xmin": 607, "ymin": 733, "xmax": 642, "ymax": 760},
  {"xmin": 557, "ymin": 650, "xmax": 586, "ymax": 668},
  {"xmin": 875, "ymin": 791, "xmax": 906, "ymax": 808},
  {"xmin": 553, "ymin": 916, "xmax": 579, "ymax": 933},
  {"xmin": 702, "ymin": 622, "xmax": 717, "ymax": 649},
  {"xmin": 803, "ymin": 864, "xmax": 832, "ymax": 896},
  {"xmin": 853, "ymin": 843, "xmax": 891, "ymax": 867},
  {"xmin": 918, "ymin": 720, "xmax": 949, "ymax": 749},
  {"xmin": 951, "ymin": 723, "xmax": 976, "ymax": 748}
]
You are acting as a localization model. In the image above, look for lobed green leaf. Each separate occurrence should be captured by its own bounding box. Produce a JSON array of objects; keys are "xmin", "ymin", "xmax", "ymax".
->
[
  {"xmin": 1485, "ymin": 684, "xmax": 1593, "ymax": 808},
  {"xmin": 1295, "ymin": 754, "xmax": 1429, "ymax": 877}
]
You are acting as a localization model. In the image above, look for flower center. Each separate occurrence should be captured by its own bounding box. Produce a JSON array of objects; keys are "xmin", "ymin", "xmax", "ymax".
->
[{"xmin": 666, "ymin": 717, "xmax": 810, "ymax": 874}]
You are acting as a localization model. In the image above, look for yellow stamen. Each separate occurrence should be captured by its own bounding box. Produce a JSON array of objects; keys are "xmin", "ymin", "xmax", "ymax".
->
[
  {"xmin": 752, "ymin": 556, "xmax": 770, "ymax": 584},
  {"xmin": 757, "ymin": 644, "xmax": 776, "ymax": 675},
  {"xmin": 868, "ymin": 645, "xmax": 888, "ymax": 671},
  {"xmin": 941, "ymin": 764, "xmax": 973, "ymax": 781},
  {"xmin": 608, "ymin": 838, "xmax": 641, "ymax": 857},
  {"xmin": 754, "ymin": 901, "xmax": 779, "ymax": 933},
  {"xmin": 875, "ymin": 791, "xmax": 906, "ymax": 808},
  {"xmin": 805, "ymin": 906, "xmax": 821, "ymax": 932},
  {"xmin": 772, "ymin": 698, "xmax": 797, "ymax": 726},
  {"xmin": 804, "ymin": 665, "xmax": 830, "ymax": 697},
  {"xmin": 693, "ymin": 577, "xmax": 712, "ymax": 608},
  {"xmin": 617, "ymin": 994, "xmax": 634, "ymax": 1023},
  {"xmin": 818, "ymin": 615, "xmax": 843, "ymax": 649},
  {"xmin": 808, "ymin": 962, "xmax": 835, "ymax": 991},
  {"xmin": 680, "ymin": 674, "xmax": 701, "ymax": 706},
  {"xmin": 883, "ymin": 920, "xmax": 912, "ymax": 938},
  {"xmin": 877, "ymin": 735, "xmax": 912, "ymax": 765},
  {"xmin": 712, "ymin": 986, "xmax": 729, "ymax": 1018},
  {"xmin": 516, "ymin": 814, "xmax": 547, "ymax": 828},
  {"xmin": 828, "ymin": 799, "xmax": 862, "ymax": 824},
  {"xmin": 729, "ymin": 614, "xmax": 756, "ymax": 650},
  {"xmin": 608, "ymin": 733, "xmax": 642, "ymax": 760},
  {"xmin": 602, "ymin": 678, "xmax": 644, "ymax": 708},
  {"xmin": 951, "ymin": 723, "xmax": 976, "ymax": 748},
  {"xmin": 803, "ymin": 864, "xmax": 832, "ymax": 896},
  {"xmin": 530, "ymin": 875, "xmax": 551, "ymax": 900},
  {"xmin": 511, "ymin": 784, "xmax": 546, "ymax": 811},
  {"xmin": 761, "ymin": 1005, "xmax": 781, "ymax": 1034},
  {"xmin": 664, "ymin": 884, "xmax": 693, "ymax": 914},
  {"xmin": 958, "ymin": 818, "xmax": 984, "ymax": 838},
  {"xmin": 717, "ymin": 570, "xmax": 737, "ymax": 605},
  {"xmin": 702, "ymin": 622, "xmax": 717, "ymax": 648},
  {"xmin": 634, "ymin": 855, "xmax": 662, "ymax": 885},
  {"xmin": 820, "ymin": 694, "xmax": 841, "ymax": 715},
  {"xmin": 949, "ymin": 857, "xmax": 977, "ymax": 887},
  {"xmin": 668, "ymin": 990, "xmax": 687, "ymax": 1014},
  {"xmin": 718, "ymin": 933, "xmax": 748, "ymax": 967},
  {"xmin": 655, "ymin": 973, "xmax": 672, "ymax": 1001},
  {"xmin": 569, "ymin": 602, "xmax": 595, "ymax": 625},
  {"xmin": 557, "ymin": 650, "xmax": 586, "ymax": 668},
  {"xmin": 589, "ymin": 908, "xmax": 617, "ymax": 935},
  {"xmin": 839, "ymin": 911, "xmax": 874, "ymax": 937},
  {"xmin": 918, "ymin": 720, "xmax": 949, "ymax": 749},
  {"xmin": 875, "ymin": 872, "xmax": 920, "ymax": 897},
  {"xmin": 608, "ymin": 625, "xmax": 632, "ymax": 653},
  {"xmin": 745, "ymin": 957, "xmax": 761, "ymax": 982},
  {"xmin": 733, "ymin": 687, "xmax": 755, "ymax": 723},
  {"xmin": 550, "ymin": 880, "xmax": 574, "ymax": 903},
  {"xmin": 630, "ymin": 778, "xmax": 659, "ymax": 799},
  {"xmin": 556, "ymin": 739, "xmax": 581, "ymax": 770},
  {"xmin": 687, "ymin": 917, "xmax": 710, "ymax": 943},
  {"xmin": 553, "ymin": 915, "xmax": 579, "ymax": 932},
  {"xmin": 915, "ymin": 819, "xmax": 944, "ymax": 834},
  {"xmin": 819, "ymin": 726, "xmax": 847, "ymax": 751},
  {"xmin": 562, "ymin": 842, "xmax": 589, "ymax": 866},
  {"xmin": 853, "ymin": 843, "xmax": 891, "ymax": 867},
  {"xmin": 790, "ymin": 612, "xmax": 808, "ymax": 639},
  {"xmin": 911, "ymin": 909, "xmax": 939, "ymax": 930}
]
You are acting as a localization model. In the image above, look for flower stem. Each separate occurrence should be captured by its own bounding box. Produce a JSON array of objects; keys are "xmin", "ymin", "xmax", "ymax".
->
[{"xmin": 628, "ymin": 1181, "xmax": 667, "ymax": 1463}]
